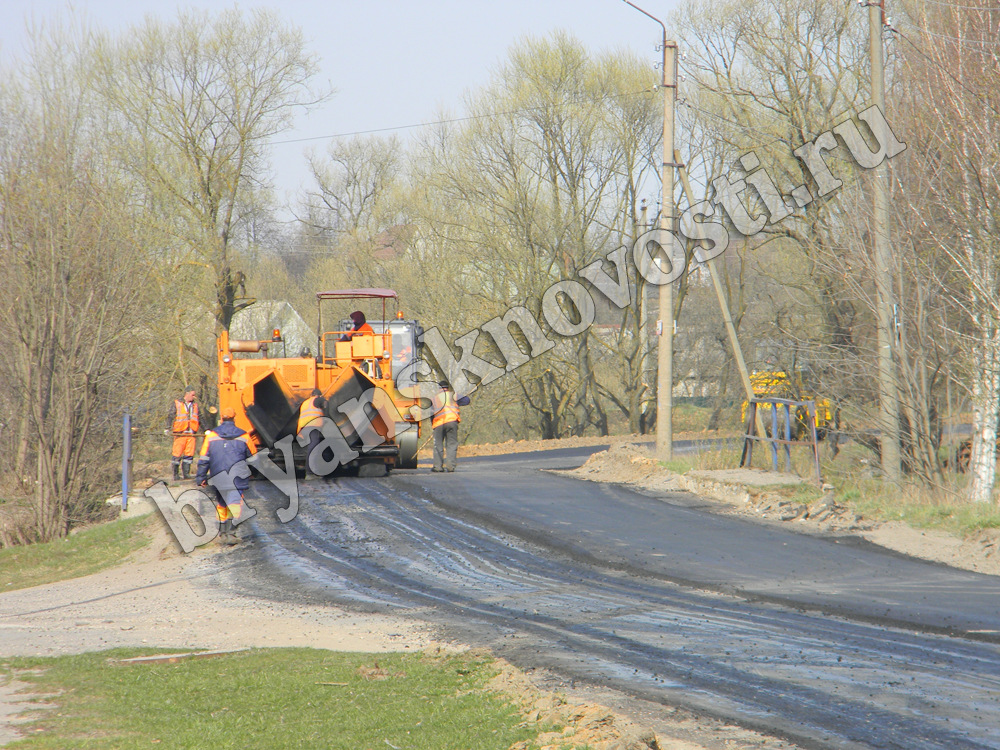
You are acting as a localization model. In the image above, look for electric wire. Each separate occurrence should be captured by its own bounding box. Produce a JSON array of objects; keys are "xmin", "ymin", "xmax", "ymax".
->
[
  {"xmin": 271, "ymin": 88, "xmax": 658, "ymax": 146},
  {"xmin": 912, "ymin": 0, "xmax": 1000, "ymax": 10},
  {"xmin": 893, "ymin": 28, "xmax": 1000, "ymax": 116},
  {"xmin": 676, "ymin": 61, "xmax": 870, "ymax": 153},
  {"xmin": 911, "ymin": 26, "xmax": 1000, "ymax": 48}
]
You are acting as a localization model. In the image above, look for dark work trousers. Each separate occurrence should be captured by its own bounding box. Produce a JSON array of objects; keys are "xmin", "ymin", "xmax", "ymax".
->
[
  {"xmin": 433, "ymin": 421, "xmax": 459, "ymax": 471},
  {"xmin": 305, "ymin": 423, "xmax": 326, "ymax": 477}
]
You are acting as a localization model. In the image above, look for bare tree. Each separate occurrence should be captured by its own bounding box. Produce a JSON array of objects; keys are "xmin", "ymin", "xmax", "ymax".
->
[
  {"xmin": 674, "ymin": 0, "xmax": 950, "ymax": 475},
  {"xmin": 0, "ymin": 27, "xmax": 159, "ymax": 542},
  {"xmin": 415, "ymin": 34, "xmax": 660, "ymax": 438},
  {"xmin": 894, "ymin": 0, "xmax": 1000, "ymax": 500},
  {"xmin": 298, "ymin": 134, "xmax": 410, "ymax": 290},
  {"xmin": 95, "ymin": 7, "xmax": 327, "ymax": 332}
]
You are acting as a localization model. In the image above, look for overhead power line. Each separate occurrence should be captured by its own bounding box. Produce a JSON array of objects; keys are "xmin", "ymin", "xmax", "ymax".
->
[
  {"xmin": 915, "ymin": 0, "xmax": 1000, "ymax": 10},
  {"xmin": 272, "ymin": 88, "xmax": 657, "ymax": 146},
  {"xmin": 894, "ymin": 29, "xmax": 1000, "ymax": 117},
  {"xmin": 913, "ymin": 26, "xmax": 1000, "ymax": 48}
]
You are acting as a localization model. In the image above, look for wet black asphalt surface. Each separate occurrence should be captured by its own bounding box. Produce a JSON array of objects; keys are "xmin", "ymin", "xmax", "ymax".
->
[{"xmin": 219, "ymin": 443, "xmax": 1000, "ymax": 749}]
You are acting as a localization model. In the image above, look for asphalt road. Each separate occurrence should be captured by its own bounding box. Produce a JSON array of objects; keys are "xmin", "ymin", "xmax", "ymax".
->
[
  {"xmin": 430, "ymin": 447, "xmax": 1000, "ymax": 637},
  {"xmin": 224, "ymin": 444, "xmax": 1000, "ymax": 749}
]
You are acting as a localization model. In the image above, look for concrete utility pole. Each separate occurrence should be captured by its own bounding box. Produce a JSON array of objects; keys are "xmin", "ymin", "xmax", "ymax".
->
[
  {"xmin": 623, "ymin": 0, "xmax": 676, "ymax": 460},
  {"xmin": 868, "ymin": 0, "xmax": 902, "ymax": 481},
  {"xmin": 639, "ymin": 200, "xmax": 654, "ymax": 433}
]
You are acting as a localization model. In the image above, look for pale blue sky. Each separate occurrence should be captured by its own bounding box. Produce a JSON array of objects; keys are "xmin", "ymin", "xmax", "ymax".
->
[{"xmin": 0, "ymin": 1, "xmax": 683, "ymax": 205}]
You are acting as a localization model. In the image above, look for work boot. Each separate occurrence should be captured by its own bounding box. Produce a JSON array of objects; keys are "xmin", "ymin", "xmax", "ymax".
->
[
  {"xmin": 223, "ymin": 520, "xmax": 241, "ymax": 546},
  {"xmin": 217, "ymin": 520, "xmax": 231, "ymax": 544},
  {"xmin": 181, "ymin": 462, "xmax": 191, "ymax": 480},
  {"xmin": 172, "ymin": 464, "xmax": 181, "ymax": 481}
]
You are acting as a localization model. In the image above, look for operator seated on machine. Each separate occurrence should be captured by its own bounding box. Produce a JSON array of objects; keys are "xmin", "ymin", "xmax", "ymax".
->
[
  {"xmin": 339, "ymin": 310, "xmax": 382, "ymax": 378},
  {"xmin": 339, "ymin": 310, "xmax": 374, "ymax": 341}
]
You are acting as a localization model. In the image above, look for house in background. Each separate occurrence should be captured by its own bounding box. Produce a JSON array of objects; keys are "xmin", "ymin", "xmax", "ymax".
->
[{"xmin": 230, "ymin": 300, "xmax": 316, "ymax": 358}]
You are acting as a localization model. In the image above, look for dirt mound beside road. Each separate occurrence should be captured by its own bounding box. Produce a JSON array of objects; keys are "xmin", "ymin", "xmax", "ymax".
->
[{"xmin": 487, "ymin": 660, "xmax": 789, "ymax": 750}]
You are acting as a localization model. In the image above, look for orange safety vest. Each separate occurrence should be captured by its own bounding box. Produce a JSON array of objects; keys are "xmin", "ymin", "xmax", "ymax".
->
[
  {"xmin": 199, "ymin": 429, "xmax": 257, "ymax": 458},
  {"xmin": 172, "ymin": 400, "xmax": 200, "ymax": 434},
  {"xmin": 432, "ymin": 391, "xmax": 461, "ymax": 429},
  {"xmin": 297, "ymin": 396, "xmax": 326, "ymax": 432},
  {"xmin": 199, "ymin": 428, "xmax": 255, "ymax": 522}
]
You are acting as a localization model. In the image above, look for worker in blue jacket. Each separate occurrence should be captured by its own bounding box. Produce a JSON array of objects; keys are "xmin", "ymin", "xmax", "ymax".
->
[{"xmin": 196, "ymin": 407, "xmax": 256, "ymax": 545}]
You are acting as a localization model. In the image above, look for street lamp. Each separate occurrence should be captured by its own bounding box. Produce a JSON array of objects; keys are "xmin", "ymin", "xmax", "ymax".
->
[{"xmin": 623, "ymin": 0, "xmax": 677, "ymax": 460}]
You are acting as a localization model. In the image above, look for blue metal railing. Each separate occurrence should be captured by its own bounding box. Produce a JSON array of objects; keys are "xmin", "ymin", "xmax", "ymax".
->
[{"xmin": 740, "ymin": 398, "xmax": 822, "ymax": 485}]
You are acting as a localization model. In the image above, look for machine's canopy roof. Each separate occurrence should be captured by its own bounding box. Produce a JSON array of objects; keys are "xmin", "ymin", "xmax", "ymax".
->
[{"xmin": 316, "ymin": 288, "xmax": 398, "ymax": 300}]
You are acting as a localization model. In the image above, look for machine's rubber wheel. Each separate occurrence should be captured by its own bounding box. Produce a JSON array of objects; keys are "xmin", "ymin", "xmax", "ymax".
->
[{"xmin": 396, "ymin": 423, "xmax": 418, "ymax": 469}]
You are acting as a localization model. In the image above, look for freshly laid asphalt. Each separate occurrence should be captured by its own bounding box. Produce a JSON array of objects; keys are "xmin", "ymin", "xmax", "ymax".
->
[
  {"xmin": 422, "ymin": 446, "xmax": 1000, "ymax": 639},
  {"xmin": 225, "ymin": 443, "xmax": 1000, "ymax": 749}
]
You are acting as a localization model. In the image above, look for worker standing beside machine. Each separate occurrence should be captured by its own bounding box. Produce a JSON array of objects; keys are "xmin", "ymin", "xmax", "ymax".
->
[
  {"xmin": 168, "ymin": 387, "xmax": 200, "ymax": 481},
  {"xmin": 431, "ymin": 381, "xmax": 470, "ymax": 473}
]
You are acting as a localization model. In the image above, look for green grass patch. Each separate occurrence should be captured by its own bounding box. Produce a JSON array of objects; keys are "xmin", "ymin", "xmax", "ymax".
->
[
  {"xmin": 0, "ymin": 515, "xmax": 151, "ymax": 592},
  {"xmin": 811, "ymin": 442, "xmax": 1000, "ymax": 536},
  {"xmin": 672, "ymin": 403, "xmax": 712, "ymax": 433},
  {"xmin": 660, "ymin": 457, "xmax": 694, "ymax": 474},
  {"xmin": 832, "ymin": 478, "xmax": 1000, "ymax": 537},
  {"xmin": 670, "ymin": 402, "xmax": 743, "ymax": 434},
  {"xmin": 1, "ymin": 648, "xmax": 545, "ymax": 750},
  {"xmin": 692, "ymin": 444, "xmax": 742, "ymax": 471},
  {"xmin": 807, "ymin": 443, "xmax": 1000, "ymax": 537}
]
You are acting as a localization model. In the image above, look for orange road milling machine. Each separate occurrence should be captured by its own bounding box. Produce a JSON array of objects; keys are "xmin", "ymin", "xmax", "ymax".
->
[{"xmin": 216, "ymin": 289, "xmax": 423, "ymax": 476}]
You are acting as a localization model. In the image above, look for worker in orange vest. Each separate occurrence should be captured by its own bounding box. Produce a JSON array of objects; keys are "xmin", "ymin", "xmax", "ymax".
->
[
  {"xmin": 431, "ymin": 380, "xmax": 470, "ymax": 473},
  {"xmin": 197, "ymin": 407, "xmax": 256, "ymax": 545},
  {"xmin": 297, "ymin": 389, "xmax": 328, "ymax": 475},
  {"xmin": 340, "ymin": 310, "xmax": 375, "ymax": 341},
  {"xmin": 168, "ymin": 387, "xmax": 200, "ymax": 481}
]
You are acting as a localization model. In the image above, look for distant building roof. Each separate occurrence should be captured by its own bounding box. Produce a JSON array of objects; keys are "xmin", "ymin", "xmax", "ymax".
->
[
  {"xmin": 372, "ymin": 224, "xmax": 416, "ymax": 260},
  {"xmin": 230, "ymin": 300, "xmax": 315, "ymax": 358}
]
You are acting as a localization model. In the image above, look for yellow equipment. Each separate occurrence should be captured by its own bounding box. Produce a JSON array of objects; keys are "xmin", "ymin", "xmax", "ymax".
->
[
  {"xmin": 741, "ymin": 370, "xmax": 836, "ymax": 439},
  {"xmin": 217, "ymin": 288, "xmax": 422, "ymax": 475}
]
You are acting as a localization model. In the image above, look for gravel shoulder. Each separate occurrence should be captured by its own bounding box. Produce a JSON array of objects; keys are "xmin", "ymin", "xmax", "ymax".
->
[{"xmin": 0, "ymin": 516, "xmax": 434, "ymax": 659}]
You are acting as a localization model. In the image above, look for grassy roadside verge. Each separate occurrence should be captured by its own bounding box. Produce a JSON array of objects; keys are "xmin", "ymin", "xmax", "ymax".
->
[
  {"xmin": 831, "ymin": 476, "xmax": 1000, "ymax": 537},
  {"xmin": 0, "ymin": 515, "xmax": 152, "ymax": 593},
  {"xmin": 0, "ymin": 648, "xmax": 549, "ymax": 750},
  {"xmin": 686, "ymin": 442, "xmax": 1000, "ymax": 538}
]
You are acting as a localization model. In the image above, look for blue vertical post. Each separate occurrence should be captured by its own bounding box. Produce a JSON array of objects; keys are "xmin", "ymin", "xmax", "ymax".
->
[
  {"xmin": 782, "ymin": 403, "xmax": 792, "ymax": 472},
  {"xmin": 122, "ymin": 413, "xmax": 132, "ymax": 512},
  {"xmin": 807, "ymin": 400, "xmax": 822, "ymax": 485},
  {"xmin": 769, "ymin": 403, "xmax": 779, "ymax": 471}
]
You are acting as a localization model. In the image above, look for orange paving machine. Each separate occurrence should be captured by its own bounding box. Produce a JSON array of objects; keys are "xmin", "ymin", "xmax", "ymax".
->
[{"xmin": 216, "ymin": 288, "xmax": 423, "ymax": 475}]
